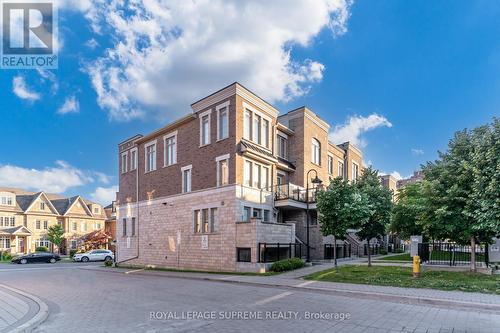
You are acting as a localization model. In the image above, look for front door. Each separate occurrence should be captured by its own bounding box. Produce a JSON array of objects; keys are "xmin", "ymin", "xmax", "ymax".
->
[{"xmin": 18, "ymin": 237, "xmax": 25, "ymax": 253}]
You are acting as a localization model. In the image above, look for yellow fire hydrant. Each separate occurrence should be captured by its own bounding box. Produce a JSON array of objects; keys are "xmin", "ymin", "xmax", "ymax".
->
[{"xmin": 413, "ymin": 255, "xmax": 421, "ymax": 278}]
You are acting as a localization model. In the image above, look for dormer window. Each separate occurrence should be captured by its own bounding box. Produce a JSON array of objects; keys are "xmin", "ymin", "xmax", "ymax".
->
[{"xmin": 0, "ymin": 195, "xmax": 13, "ymax": 206}]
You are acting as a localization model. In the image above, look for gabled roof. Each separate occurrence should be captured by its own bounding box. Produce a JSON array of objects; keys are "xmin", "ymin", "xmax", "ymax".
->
[
  {"xmin": 24, "ymin": 192, "xmax": 59, "ymax": 214},
  {"xmin": 63, "ymin": 196, "xmax": 94, "ymax": 217},
  {"xmin": 0, "ymin": 225, "xmax": 32, "ymax": 235}
]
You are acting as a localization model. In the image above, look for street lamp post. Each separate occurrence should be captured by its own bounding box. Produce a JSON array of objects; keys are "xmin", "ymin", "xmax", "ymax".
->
[{"xmin": 306, "ymin": 169, "xmax": 322, "ymax": 262}]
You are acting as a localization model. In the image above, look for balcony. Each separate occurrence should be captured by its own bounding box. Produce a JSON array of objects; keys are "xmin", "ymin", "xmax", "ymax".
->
[{"xmin": 273, "ymin": 183, "xmax": 318, "ymax": 209}]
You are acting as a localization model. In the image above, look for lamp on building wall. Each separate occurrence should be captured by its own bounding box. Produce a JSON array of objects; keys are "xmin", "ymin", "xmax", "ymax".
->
[{"xmin": 306, "ymin": 169, "xmax": 322, "ymax": 262}]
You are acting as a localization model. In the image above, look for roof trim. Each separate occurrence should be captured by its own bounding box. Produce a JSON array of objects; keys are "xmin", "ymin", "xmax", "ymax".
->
[
  {"xmin": 64, "ymin": 196, "xmax": 94, "ymax": 217},
  {"xmin": 135, "ymin": 114, "xmax": 196, "ymax": 144},
  {"xmin": 24, "ymin": 192, "xmax": 59, "ymax": 215}
]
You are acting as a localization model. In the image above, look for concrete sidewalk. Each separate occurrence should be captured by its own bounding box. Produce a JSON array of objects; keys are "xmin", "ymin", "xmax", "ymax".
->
[
  {"xmin": 0, "ymin": 284, "xmax": 48, "ymax": 333},
  {"xmin": 84, "ymin": 265, "xmax": 500, "ymax": 313}
]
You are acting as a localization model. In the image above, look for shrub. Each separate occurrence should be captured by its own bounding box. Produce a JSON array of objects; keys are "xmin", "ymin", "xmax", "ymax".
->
[
  {"xmin": 1, "ymin": 251, "xmax": 12, "ymax": 261},
  {"xmin": 69, "ymin": 249, "xmax": 78, "ymax": 258},
  {"xmin": 269, "ymin": 257, "xmax": 305, "ymax": 272},
  {"xmin": 104, "ymin": 259, "xmax": 113, "ymax": 267},
  {"xmin": 394, "ymin": 248, "xmax": 404, "ymax": 254},
  {"xmin": 35, "ymin": 246, "xmax": 49, "ymax": 252},
  {"xmin": 379, "ymin": 249, "xmax": 388, "ymax": 255}
]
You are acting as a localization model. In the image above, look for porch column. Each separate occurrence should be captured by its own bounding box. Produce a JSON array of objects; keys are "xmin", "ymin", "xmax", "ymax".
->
[
  {"xmin": 14, "ymin": 235, "xmax": 18, "ymax": 253},
  {"xmin": 26, "ymin": 236, "xmax": 32, "ymax": 253}
]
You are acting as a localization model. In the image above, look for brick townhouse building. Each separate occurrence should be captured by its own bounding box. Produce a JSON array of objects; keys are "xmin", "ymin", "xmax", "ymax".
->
[
  {"xmin": 0, "ymin": 188, "xmax": 106, "ymax": 255},
  {"xmin": 117, "ymin": 82, "xmax": 363, "ymax": 272}
]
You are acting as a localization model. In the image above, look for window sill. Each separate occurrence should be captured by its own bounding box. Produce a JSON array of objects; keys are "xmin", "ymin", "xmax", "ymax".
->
[
  {"xmin": 216, "ymin": 136, "xmax": 229, "ymax": 143},
  {"xmin": 144, "ymin": 169, "xmax": 157, "ymax": 175},
  {"xmin": 163, "ymin": 163, "xmax": 177, "ymax": 168},
  {"xmin": 311, "ymin": 162, "xmax": 321, "ymax": 167},
  {"xmin": 199, "ymin": 143, "xmax": 211, "ymax": 148}
]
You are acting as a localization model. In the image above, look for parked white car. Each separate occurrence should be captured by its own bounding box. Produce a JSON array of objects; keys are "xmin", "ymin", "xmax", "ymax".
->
[{"xmin": 73, "ymin": 249, "xmax": 114, "ymax": 262}]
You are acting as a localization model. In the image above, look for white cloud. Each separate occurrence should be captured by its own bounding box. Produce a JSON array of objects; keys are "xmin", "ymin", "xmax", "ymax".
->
[
  {"xmin": 380, "ymin": 171, "xmax": 403, "ymax": 181},
  {"xmin": 329, "ymin": 114, "xmax": 393, "ymax": 147},
  {"xmin": 89, "ymin": 186, "xmax": 118, "ymax": 205},
  {"xmin": 72, "ymin": 0, "xmax": 352, "ymax": 121},
  {"xmin": 0, "ymin": 161, "xmax": 92, "ymax": 193},
  {"xmin": 85, "ymin": 38, "xmax": 99, "ymax": 49},
  {"xmin": 58, "ymin": 96, "xmax": 80, "ymax": 115},
  {"xmin": 12, "ymin": 76, "xmax": 41, "ymax": 101},
  {"xmin": 411, "ymin": 148, "xmax": 424, "ymax": 155},
  {"xmin": 37, "ymin": 69, "xmax": 59, "ymax": 94}
]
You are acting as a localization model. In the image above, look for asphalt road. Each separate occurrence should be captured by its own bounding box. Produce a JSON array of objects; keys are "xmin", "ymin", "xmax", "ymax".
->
[{"xmin": 0, "ymin": 263, "xmax": 499, "ymax": 333}]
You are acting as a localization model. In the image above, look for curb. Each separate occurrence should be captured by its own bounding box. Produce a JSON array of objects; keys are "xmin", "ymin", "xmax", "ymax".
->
[
  {"xmin": 83, "ymin": 266, "xmax": 500, "ymax": 313},
  {"xmin": 0, "ymin": 284, "xmax": 49, "ymax": 333}
]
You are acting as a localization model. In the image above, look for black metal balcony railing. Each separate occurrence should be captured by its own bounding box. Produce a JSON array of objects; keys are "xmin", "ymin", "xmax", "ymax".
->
[{"xmin": 273, "ymin": 184, "xmax": 318, "ymax": 203}]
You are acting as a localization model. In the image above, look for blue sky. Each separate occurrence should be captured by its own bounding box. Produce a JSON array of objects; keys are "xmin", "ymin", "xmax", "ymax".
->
[{"xmin": 0, "ymin": 0, "xmax": 499, "ymax": 204}]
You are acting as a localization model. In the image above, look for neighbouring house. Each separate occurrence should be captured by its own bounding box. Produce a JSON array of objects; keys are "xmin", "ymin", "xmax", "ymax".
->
[
  {"xmin": 397, "ymin": 170, "xmax": 424, "ymax": 189},
  {"xmin": 0, "ymin": 188, "xmax": 106, "ymax": 255},
  {"xmin": 117, "ymin": 82, "xmax": 364, "ymax": 272},
  {"xmin": 379, "ymin": 174, "xmax": 399, "ymax": 201},
  {"xmin": 104, "ymin": 201, "xmax": 117, "ymax": 252}
]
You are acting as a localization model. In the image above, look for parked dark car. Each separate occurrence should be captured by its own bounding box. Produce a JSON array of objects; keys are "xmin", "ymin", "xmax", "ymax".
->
[{"xmin": 11, "ymin": 252, "xmax": 61, "ymax": 264}]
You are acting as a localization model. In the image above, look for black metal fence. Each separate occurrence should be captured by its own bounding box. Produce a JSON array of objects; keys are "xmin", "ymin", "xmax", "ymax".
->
[
  {"xmin": 418, "ymin": 242, "xmax": 489, "ymax": 266},
  {"xmin": 324, "ymin": 243, "xmax": 351, "ymax": 260},
  {"xmin": 258, "ymin": 243, "xmax": 303, "ymax": 263},
  {"xmin": 363, "ymin": 244, "xmax": 381, "ymax": 256}
]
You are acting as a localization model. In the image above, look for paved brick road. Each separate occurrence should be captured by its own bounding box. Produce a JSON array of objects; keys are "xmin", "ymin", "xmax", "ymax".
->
[{"xmin": 0, "ymin": 263, "xmax": 499, "ymax": 332}]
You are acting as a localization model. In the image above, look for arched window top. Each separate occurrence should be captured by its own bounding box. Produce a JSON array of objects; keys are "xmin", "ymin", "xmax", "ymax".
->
[{"xmin": 311, "ymin": 138, "xmax": 321, "ymax": 165}]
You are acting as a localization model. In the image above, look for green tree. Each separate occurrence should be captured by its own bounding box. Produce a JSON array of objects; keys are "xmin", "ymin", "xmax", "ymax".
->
[
  {"xmin": 317, "ymin": 177, "xmax": 370, "ymax": 266},
  {"xmin": 389, "ymin": 183, "xmax": 425, "ymax": 240},
  {"xmin": 355, "ymin": 167, "xmax": 393, "ymax": 267},
  {"xmin": 47, "ymin": 224, "xmax": 64, "ymax": 254},
  {"xmin": 421, "ymin": 121, "xmax": 500, "ymax": 272}
]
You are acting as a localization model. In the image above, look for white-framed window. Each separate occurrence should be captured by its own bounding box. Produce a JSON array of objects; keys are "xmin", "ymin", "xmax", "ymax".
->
[
  {"xmin": 352, "ymin": 162, "xmax": 359, "ymax": 180},
  {"xmin": 262, "ymin": 119, "xmax": 269, "ymax": 148},
  {"xmin": 81, "ymin": 222, "xmax": 87, "ymax": 232},
  {"xmin": 252, "ymin": 114, "xmax": 261, "ymax": 145},
  {"xmin": 94, "ymin": 207, "xmax": 99, "ymax": 214},
  {"xmin": 181, "ymin": 165, "xmax": 192, "ymax": 193},
  {"xmin": 0, "ymin": 196, "xmax": 13, "ymax": 206},
  {"xmin": 43, "ymin": 220, "xmax": 48, "ymax": 229},
  {"xmin": 217, "ymin": 102, "xmax": 229, "ymax": 141},
  {"xmin": 277, "ymin": 173, "xmax": 285, "ymax": 186},
  {"xmin": 243, "ymin": 104, "xmax": 271, "ymax": 149},
  {"xmin": 243, "ymin": 159, "xmax": 269, "ymax": 189},
  {"xmin": 35, "ymin": 238, "xmax": 51, "ymax": 248},
  {"xmin": 277, "ymin": 135, "xmax": 287, "ymax": 159},
  {"xmin": 130, "ymin": 148, "xmax": 138, "ymax": 170},
  {"xmin": 243, "ymin": 206, "xmax": 251, "ymax": 222},
  {"xmin": 70, "ymin": 239, "xmax": 77, "ymax": 249},
  {"xmin": 312, "ymin": 138, "xmax": 321, "ymax": 165},
  {"xmin": 0, "ymin": 236, "xmax": 10, "ymax": 249},
  {"xmin": 36, "ymin": 220, "xmax": 41, "ymax": 229},
  {"xmin": 72, "ymin": 221, "xmax": 77, "ymax": 231},
  {"xmin": 252, "ymin": 208, "xmax": 262, "ymax": 219},
  {"xmin": 145, "ymin": 141, "xmax": 157, "ymax": 172},
  {"xmin": 338, "ymin": 160, "xmax": 344, "ymax": 179},
  {"xmin": 40, "ymin": 202, "xmax": 45, "ymax": 211},
  {"xmin": 193, "ymin": 207, "xmax": 217, "ymax": 233},
  {"xmin": 121, "ymin": 151, "xmax": 128, "ymax": 174},
  {"xmin": 244, "ymin": 110, "xmax": 252, "ymax": 140},
  {"xmin": 10, "ymin": 217, "xmax": 14, "ymax": 226},
  {"xmin": 216, "ymin": 154, "xmax": 230, "ymax": 187},
  {"xmin": 328, "ymin": 155, "xmax": 334, "ymax": 175},
  {"xmin": 164, "ymin": 132, "xmax": 177, "ymax": 167},
  {"xmin": 199, "ymin": 110, "xmax": 211, "ymax": 146}
]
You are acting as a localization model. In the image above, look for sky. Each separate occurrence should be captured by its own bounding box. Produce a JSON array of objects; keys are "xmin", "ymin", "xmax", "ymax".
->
[{"xmin": 1, "ymin": 0, "xmax": 499, "ymax": 205}]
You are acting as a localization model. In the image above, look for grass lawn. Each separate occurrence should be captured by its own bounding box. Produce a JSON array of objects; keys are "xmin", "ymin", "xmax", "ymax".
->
[
  {"xmin": 376, "ymin": 253, "xmax": 412, "ymax": 261},
  {"xmin": 305, "ymin": 265, "xmax": 500, "ymax": 295}
]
